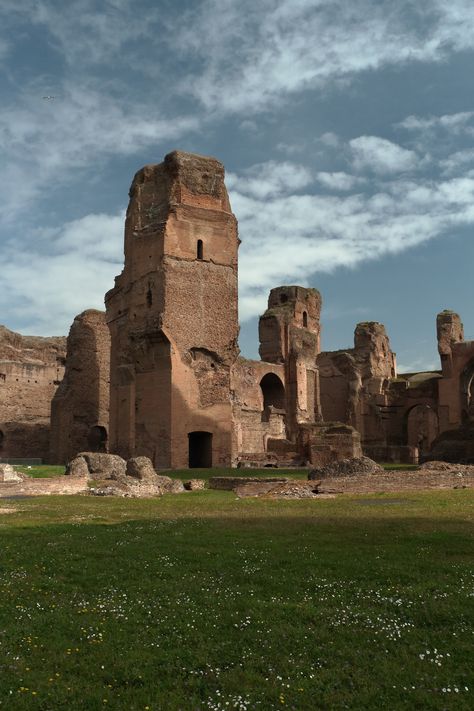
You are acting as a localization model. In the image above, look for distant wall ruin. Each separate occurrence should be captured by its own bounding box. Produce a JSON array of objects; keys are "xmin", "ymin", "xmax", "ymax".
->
[
  {"xmin": 2, "ymin": 152, "xmax": 473, "ymax": 467},
  {"xmin": 0, "ymin": 325, "xmax": 66, "ymax": 461}
]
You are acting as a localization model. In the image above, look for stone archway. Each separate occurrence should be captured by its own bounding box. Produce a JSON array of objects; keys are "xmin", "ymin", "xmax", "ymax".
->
[
  {"xmin": 461, "ymin": 359, "xmax": 474, "ymax": 423},
  {"xmin": 260, "ymin": 373, "xmax": 285, "ymax": 410},
  {"xmin": 406, "ymin": 405, "xmax": 439, "ymax": 457}
]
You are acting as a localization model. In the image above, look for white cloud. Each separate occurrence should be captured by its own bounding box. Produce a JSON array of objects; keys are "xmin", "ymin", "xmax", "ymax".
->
[
  {"xmin": 226, "ymin": 161, "xmax": 313, "ymax": 199},
  {"xmin": 398, "ymin": 111, "xmax": 474, "ymax": 133},
  {"xmin": 176, "ymin": 0, "xmax": 474, "ymax": 114},
  {"xmin": 230, "ymin": 160, "xmax": 474, "ymax": 321},
  {"xmin": 0, "ymin": 83, "xmax": 199, "ymax": 223},
  {"xmin": 350, "ymin": 136, "xmax": 419, "ymax": 174},
  {"xmin": 319, "ymin": 132, "xmax": 340, "ymax": 148},
  {"xmin": 0, "ymin": 0, "xmax": 159, "ymax": 67},
  {"xmin": 440, "ymin": 148, "xmax": 474, "ymax": 175},
  {"xmin": 0, "ymin": 212, "xmax": 124, "ymax": 335},
  {"xmin": 316, "ymin": 172, "xmax": 363, "ymax": 191}
]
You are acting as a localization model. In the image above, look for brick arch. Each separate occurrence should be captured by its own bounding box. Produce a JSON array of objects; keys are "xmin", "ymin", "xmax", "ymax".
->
[
  {"xmin": 260, "ymin": 373, "xmax": 285, "ymax": 410},
  {"xmin": 404, "ymin": 404, "xmax": 439, "ymax": 457},
  {"xmin": 460, "ymin": 357, "xmax": 474, "ymax": 423}
]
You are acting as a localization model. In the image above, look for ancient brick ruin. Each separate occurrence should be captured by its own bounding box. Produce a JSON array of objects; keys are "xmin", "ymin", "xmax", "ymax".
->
[
  {"xmin": 49, "ymin": 309, "xmax": 110, "ymax": 464},
  {"xmin": 2, "ymin": 150, "xmax": 474, "ymax": 467},
  {"xmin": 0, "ymin": 325, "xmax": 65, "ymax": 461}
]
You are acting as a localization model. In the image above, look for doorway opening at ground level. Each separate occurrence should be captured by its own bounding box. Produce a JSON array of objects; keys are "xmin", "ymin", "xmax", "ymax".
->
[
  {"xmin": 188, "ymin": 431, "xmax": 213, "ymax": 468},
  {"xmin": 88, "ymin": 425, "xmax": 108, "ymax": 452}
]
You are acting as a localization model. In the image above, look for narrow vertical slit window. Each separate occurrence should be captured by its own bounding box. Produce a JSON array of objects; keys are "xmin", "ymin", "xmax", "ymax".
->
[
  {"xmin": 197, "ymin": 239, "xmax": 203, "ymax": 260},
  {"xmin": 302, "ymin": 311, "xmax": 308, "ymax": 327}
]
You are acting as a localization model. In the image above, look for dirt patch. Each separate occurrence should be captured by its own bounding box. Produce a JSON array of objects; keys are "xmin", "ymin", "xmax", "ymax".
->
[{"xmin": 0, "ymin": 507, "xmax": 18, "ymax": 514}]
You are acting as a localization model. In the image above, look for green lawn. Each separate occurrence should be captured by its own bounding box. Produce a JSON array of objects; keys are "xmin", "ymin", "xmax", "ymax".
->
[
  {"xmin": 16, "ymin": 462, "xmax": 418, "ymax": 481},
  {"xmin": 15, "ymin": 465, "xmax": 66, "ymax": 478},
  {"xmin": 0, "ymin": 490, "xmax": 472, "ymax": 709}
]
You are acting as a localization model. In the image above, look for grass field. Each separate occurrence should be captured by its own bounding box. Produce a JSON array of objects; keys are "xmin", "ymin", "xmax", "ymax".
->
[
  {"xmin": 14, "ymin": 465, "xmax": 66, "ymax": 479},
  {"xmin": 0, "ymin": 489, "xmax": 473, "ymax": 710},
  {"xmin": 16, "ymin": 463, "xmax": 417, "ymax": 480}
]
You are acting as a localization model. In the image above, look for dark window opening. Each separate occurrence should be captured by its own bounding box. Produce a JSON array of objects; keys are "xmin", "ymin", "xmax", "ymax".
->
[
  {"xmin": 0, "ymin": 430, "xmax": 4, "ymax": 452},
  {"xmin": 197, "ymin": 239, "xmax": 203, "ymax": 260},
  {"xmin": 146, "ymin": 287, "xmax": 153, "ymax": 307},
  {"xmin": 302, "ymin": 311, "xmax": 308, "ymax": 327},
  {"xmin": 260, "ymin": 373, "xmax": 285, "ymax": 410},
  {"xmin": 280, "ymin": 293, "xmax": 288, "ymax": 303},
  {"xmin": 88, "ymin": 425, "xmax": 108, "ymax": 453},
  {"xmin": 188, "ymin": 431, "xmax": 212, "ymax": 468}
]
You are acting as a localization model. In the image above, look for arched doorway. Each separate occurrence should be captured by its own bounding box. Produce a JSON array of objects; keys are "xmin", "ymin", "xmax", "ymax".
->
[
  {"xmin": 88, "ymin": 425, "xmax": 108, "ymax": 452},
  {"xmin": 406, "ymin": 405, "xmax": 439, "ymax": 457},
  {"xmin": 188, "ymin": 431, "xmax": 212, "ymax": 468},
  {"xmin": 260, "ymin": 373, "xmax": 285, "ymax": 410},
  {"xmin": 461, "ymin": 360, "xmax": 474, "ymax": 423}
]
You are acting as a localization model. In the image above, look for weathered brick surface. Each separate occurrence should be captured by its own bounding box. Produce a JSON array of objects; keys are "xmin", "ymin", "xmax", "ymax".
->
[
  {"xmin": 50, "ymin": 310, "xmax": 110, "ymax": 464},
  {"xmin": 0, "ymin": 325, "xmax": 66, "ymax": 461}
]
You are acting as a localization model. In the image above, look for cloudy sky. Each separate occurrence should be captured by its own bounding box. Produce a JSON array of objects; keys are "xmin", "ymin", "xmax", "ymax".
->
[{"xmin": 1, "ymin": 0, "xmax": 474, "ymax": 371}]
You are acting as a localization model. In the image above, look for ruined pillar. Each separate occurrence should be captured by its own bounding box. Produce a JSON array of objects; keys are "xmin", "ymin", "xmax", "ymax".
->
[
  {"xmin": 49, "ymin": 310, "xmax": 110, "ymax": 464},
  {"xmin": 437, "ymin": 310, "xmax": 464, "ymax": 377}
]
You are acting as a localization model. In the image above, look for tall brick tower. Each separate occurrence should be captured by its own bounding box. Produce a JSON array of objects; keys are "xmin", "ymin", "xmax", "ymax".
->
[
  {"xmin": 258, "ymin": 286, "xmax": 323, "ymax": 436},
  {"xmin": 105, "ymin": 151, "xmax": 239, "ymax": 468}
]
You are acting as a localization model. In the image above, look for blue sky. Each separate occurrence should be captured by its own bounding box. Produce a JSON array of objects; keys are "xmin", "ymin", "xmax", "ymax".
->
[{"xmin": 1, "ymin": 0, "xmax": 474, "ymax": 371}]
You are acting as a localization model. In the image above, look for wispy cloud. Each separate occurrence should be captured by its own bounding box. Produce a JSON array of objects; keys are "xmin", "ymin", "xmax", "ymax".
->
[
  {"xmin": 0, "ymin": 0, "xmax": 161, "ymax": 67},
  {"xmin": 316, "ymin": 172, "xmax": 364, "ymax": 191},
  {"xmin": 440, "ymin": 148, "xmax": 474, "ymax": 175},
  {"xmin": 398, "ymin": 111, "xmax": 474, "ymax": 133},
  {"xmin": 226, "ymin": 161, "xmax": 313, "ymax": 199},
  {"xmin": 232, "ymin": 149, "xmax": 474, "ymax": 320},
  {"xmin": 0, "ymin": 83, "xmax": 199, "ymax": 222},
  {"xmin": 349, "ymin": 136, "xmax": 419, "ymax": 175},
  {"xmin": 0, "ymin": 212, "xmax": 124, "ymax": 334},
  {"xmin": 176, "ymin": 0, "xmax": 474, "ymax": 114}
]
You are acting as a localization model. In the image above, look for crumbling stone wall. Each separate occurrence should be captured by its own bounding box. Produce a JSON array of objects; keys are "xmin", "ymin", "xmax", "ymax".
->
[
  {"xmin": 319, "ymin": 322, "xmax": 396, "ymax": 448},
  {"xmin": 231, "ymin": 358, "xmax": 287, "ymax": 457},
  {"xmin": 0, "ymin": 325, "xmax": 66, "ymax": 461},
  {"xmin": 49, "ymin": 310, "xmax": 110, "ymax": 464}
]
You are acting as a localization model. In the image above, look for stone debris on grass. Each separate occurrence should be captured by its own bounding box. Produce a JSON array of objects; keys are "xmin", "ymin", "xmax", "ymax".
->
[
  {"xmin": 308, "ymin": 456, "xmax": 384, "ymax": 480},
  {"xmin": 236, "ymin": 480, "xmax": 322, "ymax": 499},
  {"xmin": 72, "ymin": 453, "xmax": 185, "ymax": 497},
  {"xmin": 419, "ymin": 460, "xmax": 474, "ymax": 474},
  {"xmin": 183, "ymin": 479, "xmax": 206, "ymax": 491},
  {"xmin": 209, "ymin": 476, "xmax": 289, "ymax": 491},
  {"xmin": 69, "ymin": 452, "xmax": 127, "ymax": 479},
  {"xmin": 0, "ymin": 464, "xmax": 23, "ymax": 483}
]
